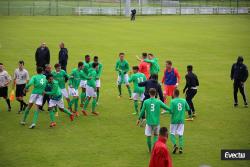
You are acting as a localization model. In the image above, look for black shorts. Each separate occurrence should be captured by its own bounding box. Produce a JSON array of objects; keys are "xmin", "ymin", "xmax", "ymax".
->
[
  {"xmin": 16, "ymin": 84, "xmax": 26, "ymax": 97},
  {"xmin": 0, "ymin": 87, "xmax": 8, "ymax": 98}
]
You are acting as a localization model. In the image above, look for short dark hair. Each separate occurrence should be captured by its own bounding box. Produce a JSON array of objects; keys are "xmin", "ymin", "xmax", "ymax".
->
[
  {"xmin": 85, "ymin": 55, "xmax": 90, "ymax": 59},
  {"xmin": 149, "ymin": 88, "xmax": 156, "ymax": 96},
  {"xmin": 148, "ymin": 53, "xmax": 154, "ymax": 57},
  {"xmin": 166, "ymin": 60, "xmax": 172, "ymax": 65},
  {"xmin": 46, "ymin": 73, "xmax": 53, "ymax": 80},
  {"xmin": 37, "ymin": 67, "xmax": 43, "ymax": 74},
  {"xmin": 142, "ymin": 52, "xmax": 147, "ymax": 58},
  {"xmin": 78, "ymin": 62, "xmax": 83, "ymax": 67},
  {"xmin": 159, "ymin": 127, "xmax": 168, "ymax": 137},
  {"xmin": 54, "ymin": 63, "xmax": 61, "ymax": 68},
  {"xmin": 132, "ymin": 66, "xmax": 139, "ymax": 71},
  {"xmin": 150, "ymin": 74, "xmax": 158, "ymax": 81},
  {"xmin": 187, "ymin": 65, "xmax": 193, "ymax": 72},
  {"xmin": 19, "ymin": 60, "xmax": 24, "ymax": 65},
  {"xmin": 0, "ymin": 63, "xmax": 3, "ymax": 65},
  {"xmin": 119, "ymin": 52, "xmax": 125, "ymax": 56},
  {"xmin": 94, "ymin": 56, "xmax": 98, "ymax": 60},
  {"xmin": 174, "ymin": 89, "xmax": 179, "ymax": 97},
  {"xmin": 237, "ymin": 56, "xmax": 244, "ymax": 63},
  {"xmin": 92, "ymin": 62, "xmax": 98, "ymax": 68}
]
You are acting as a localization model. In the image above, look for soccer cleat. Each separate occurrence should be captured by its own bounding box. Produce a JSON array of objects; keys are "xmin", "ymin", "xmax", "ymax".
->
[
  {"xmin": 70, "ymin": 114, "xmax": 74, "ymax": 121},
  {"xmin": 185, "ymin": 117, "xmax": 194, "ymax": 121},
  {"xmin": 8, "ymin": 107, "xmax": 11, "ymax": 112},
  {"xmin": 18, "ymin": 110, "xmax": 22, "ymax": 114},
  {"xmin": 192, "ymin": 113, "xmax": 196, "ymax": 117},
  {"xmin": 118, "ymin": 95, "xmax": 122, "ymax": 98},
  {"xmin": 20, "ymin": 121, "xmax": 26, "ymax": 125},
  {"xmin": 81, "ymin": 110, "xmax": 88, "ymax": 116},
  {"xmin": 75, "ymin": 111, "xmax": 79, "ymax": 117},
  {"xmin": 172, "ymin": 144, "xmax": 178, "ymax": 154},
  {"xmin": 92, "ymin": 112, "xmax": 99, "ymax": 116},
  {"xmin": 234, "ymin": 103, "xmax": 238, "ymax": 107},
  {"xmin": 179, "ymin": 147, "xmax": 183, "ymax": 154},
  {"xmin": 244, "ymin": 102, "xmax": 248, "ymax": 108},
  {"xmin": 29, "ymin": 123, "xmax": 36, "ymax": 129},
  {"xmin": 129, "ymin": 97, "xmax": 133, "ymax": 100},
  {"xmin": 49, "ymin": 122, "xmax": 56, "ymax": 127}
]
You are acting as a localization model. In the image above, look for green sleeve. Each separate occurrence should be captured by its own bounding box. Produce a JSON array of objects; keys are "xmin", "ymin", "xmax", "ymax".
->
[
  {"xmin": 185, "ymin": 100, "xmax": 190, "ymax": 111},
  {"xmin": 25, "ymin": 76, "xmax": 34, "ymax": 89},
  {"xmin": 138, "ymin": 102, "xmax": 146, "ymax": 120},
  {"xmin": 69, "ymin": 71, "xmax": 74, "ymax": 86},
  {"xmin": 124, "ymin": 61, "xmax": 129, "ymax": 73},
  {"xmin": 169, "ymin": 101, "xmax": 174, "ymax": 114},
  {"xmin": 115, "ymin": 61, "xmax": 119, "ymax": 71},
  {"xmin": 160, "ymin": 101, "xmax": 171, "ymax": 112},
  {"xmin": 97, "ymin": 64, "xmax": 103, "ymax": 78},
  {"xmin": 128, "ymin": 75, "xmax": 134, "ymax": 83},
  {"xmin": 45, "ymin": 83, "xmax": 57, "ymax": 96},
  {"xmin": 143, "ymin": 75, "xmax": 147, "ymax": 81},
  {"xmin": 144, "ymin": 59, "xmax": 154, "ymax": 64}
]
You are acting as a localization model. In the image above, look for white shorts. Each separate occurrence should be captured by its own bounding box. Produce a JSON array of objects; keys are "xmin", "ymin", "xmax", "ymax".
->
[
  {"xmin": 145, "ymin": 124, "xmax": 160, "ymax": 136},
  {"xmin": 61, "ymin": 88, "xmax": 69, "ymax": 99},
  {"xmin": 80, "ymin": 80, "xmax": 87, "ymax": 88},
  {"xmin": 117, "ymin": 74, "xmax": 129, "ymax": 85},
  {"xmin": 170, "ymin": 124, "xmax": 184, "ymax": 136},
  {"xmin": 68, "ymin": 87, "xmax": 79, "ymax": 97},
  {"xmin": 29, "ymin": 94, "xmax": 43, "ymax": 106},
  {"xmin": 86, "ymin": 85, "xmax": 97, "ymax": 97},
  {"xmin": 96, "ymin": 79, "xmax": 101, "ymax": 88},
  {"xmin": 49, "ymin": 98, "xmax": 64, "ymax": 109},
  {"xmin": 132, "ymin": 93, "xmax": 145, "ymax": 101}
]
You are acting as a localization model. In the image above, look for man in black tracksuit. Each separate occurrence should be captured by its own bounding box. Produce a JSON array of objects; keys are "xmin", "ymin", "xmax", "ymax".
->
[
  {"xmin": 35, "ymin": 42, "xmax": 50, "ymax": 70},
  {"xmin": 131, "ymin": 9, "xmax": 136, "ymax": 21},
  {"xmin": 231, "ymin": 56, "xmax": 248, "ymax": 107},
  {"xmin": 183, "ymin": 65, "xmax": 199, "ymax": 119},
  {"xmin": 40, "ymin": 64, "xmax": 52, "ymax": 111},
  {"xmin": 138, "ymin": 74, "xmax": 164, "ymax": 120},
  {"xmin": 58, "ymin": 42, "xmax": 68, "ymax": 72}
]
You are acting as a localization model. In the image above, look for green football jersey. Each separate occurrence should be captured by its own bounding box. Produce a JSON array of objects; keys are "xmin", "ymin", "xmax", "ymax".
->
[
  {"xmin": 51, "ymin": 70, "xmax": 68, "ymax": 89},
  {"xmin": 115, "ymin": 59, "xmax": 129, "ymax": 75},
  {"xmin": 45, "ymin": 80, "xmax": 62, "ymax": 101},
  {"xmin": 69, "ymin": 68, "xmax": 84, "ymax": 89},
  {"xmin": 90, "ymin": 62, "xmax": 103, "ymax": 78},
  {"xmin": 169, "ymin": 98, "xmax": 190, "ymax": 124},
  {"xmin": 87, "ymin": 68, "xmax": 97, "ymax": 88},
  {"xmin": 139, "ymin": 98, "xmax": 170, "ymax": 126},
  {"xmin": 144, "ymin": 58, "xmax": 160, "ymax": 75},
  {"xmin": 82, "ymin": 61, "xmax": 90, "ymax": 80},
  {"xmin": 25, "ymin": 74, "xmax": 46, "ymax": 95},
  {"xmin": 129, "ymin": 72, "xmax": 147, "ymax": 93}
]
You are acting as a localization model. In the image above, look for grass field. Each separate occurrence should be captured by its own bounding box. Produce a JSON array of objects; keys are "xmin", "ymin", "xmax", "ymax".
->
[{"xmin": 0, "ymin": 15, "xmax": 250, "ymax": 167}]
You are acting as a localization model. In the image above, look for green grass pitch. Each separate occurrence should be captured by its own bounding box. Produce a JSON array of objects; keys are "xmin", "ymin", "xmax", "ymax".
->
[{"xmin": 0, "ymin": 15, "xmax": 249, "ymax": 167}]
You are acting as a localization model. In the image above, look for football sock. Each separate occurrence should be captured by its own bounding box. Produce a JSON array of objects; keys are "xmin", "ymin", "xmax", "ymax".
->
[
  {"xmin": 6, "ymin": 98, "xmax": 11, "ymax": 108},
  {"xmin": 147, "ymin": 136, "xmax": 152, "ymax": 152},
  {"xmin": 179, "ymin": 135, "xmax": 184, "ymax": 148},
  {"xmin": 134, "ymin": 100, "xmax": 139, "ymax": 113},
  {"xmin": 170, "ymin": 134, "xmax": 177, "ymax": 145},
  {"xmin": 80, "ymin": 92, "xmax": 86, "ymax": 104},
  {"xmin": 92, "ymin": 98, "xmax": 97, "ymax": 112},
  {"xmin": 32, "ymin": 110, "xmax": 39, "ymax": 124},
  {"xmin": 63, "ymin": 108, "xmax": 72, "ymax": 116},
  {"xmin": 84, "ymin": 98, "xmax": 90, "ymax": 110},
  {"xmin": 23, "ymin": 107, "xmax": 30, "ymax": 121},
  {"xmin": 118, "ymin": 85, "xmax": 122, "ymax": 96},
  {"xmin": 69, "ymin": 98, "xmax": 75, "ymax": 109},
  {"xmin": 74, "ymin": 98, "xmax": 79, "ymax": 111},
  {"xmin": 17, "ymin": 99, "xmax": 22, "ymax": 110},
  {"xmin": 127, "ymin": 86, "xmax": 132, "ymax": 97},
  {"xmin": 96, "ymin": 90, "xmax": 100, "ymax": 102},
  {"xmin": 49, "ymin": 109, "xmax": 55, "ymax": 122},
  {"xmin": 153, "ymin": 136, "xmax": 158, "ymax": 147}
]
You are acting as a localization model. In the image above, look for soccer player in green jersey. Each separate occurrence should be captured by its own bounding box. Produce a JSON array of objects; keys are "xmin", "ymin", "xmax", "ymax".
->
[
  {"xmin": 137, "ymin": 88, "xmax": 170, "ymax": 152},
  {"xmin": 52, "ymin": 64, "xmax": 70, "ymax": 105},
  {"xmin": 138, "ymin": 53, "xmax": 160, "ymax": 77},
  {"xmin": 68, "ymin": 62, "xmax": 84, "ymax": 117},
  {"xmin": 44, "ymin": 74, "xmax": 74, "ymax": 127},
  {"xmin": 168, "ymin": 89, "xmax": 190, "ymax": 154},
  {"xmin": 129, "ymin": 66, "xmax": 147, "ymax": 115},
  {"xmin": 82, "ymin": 62, "xmax": 99, "ymax": 116},
  {"xmin": 90, "ymin": 56, "xmax": 103, "ymax": 103},
  {"xmin": 20, "ymin": 67, "xmax": 47, "ymax": 129},
  {"xmin": 115, "ymin": 53, "xmax": 132, "ymax": 99},
  {"xmin": 79, "ymin": 55, "xmax": 91, "ymax": 107}
]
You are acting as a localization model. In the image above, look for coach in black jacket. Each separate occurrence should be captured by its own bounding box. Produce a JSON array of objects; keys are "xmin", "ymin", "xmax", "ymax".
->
[
  {"xmin": 231, "ymin": 56, "xmax": 248, "ymax": 107},
  {"xmin": 35, "ymin": 42, "xmax": 50, "ymax": 70},
  {"xmin": 59, "ymin": 42, "xmax": 68, "ymax": 72}
]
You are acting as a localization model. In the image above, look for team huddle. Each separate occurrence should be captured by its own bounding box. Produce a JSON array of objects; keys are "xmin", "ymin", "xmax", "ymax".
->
[{"xmin": 0, "ymin": 51, "xmax": 200, "ymax": 159}]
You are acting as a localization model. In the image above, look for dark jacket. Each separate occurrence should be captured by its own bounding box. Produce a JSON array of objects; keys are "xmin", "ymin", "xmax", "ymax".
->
[
  {"xmin": 35, "ymin": 47, "xmax": 50, "ymax": 68},
  {"xmin": 59, "ymin": 48, "xmax": 68, "ymax": 67},
  {"xmin": 183, "ymin": 72, "xmax": 199, "ymax": 92},
  {"xmin": 138, "ymin": 79, "xmax": 164, "ymax": 102},
  {"xmin": 231, "ymin": 63, "xmax": 248, "ymax": 82}
]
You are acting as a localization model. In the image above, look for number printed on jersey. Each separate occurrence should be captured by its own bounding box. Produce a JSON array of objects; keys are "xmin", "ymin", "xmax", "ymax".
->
[
  {"xmin": 150, "ymin": 103, "xmax": 155, "ymax": 112},
  {"xmin": 137, "ymin": 77, "xmax": 144, "ymax": 83},
  {"xmin": 40, "ymin": 78, "xmax": 45, "ymax": 85},
  {"xmin": 177, "ymin": 103, "xmax": 182, "ymax": 111}
]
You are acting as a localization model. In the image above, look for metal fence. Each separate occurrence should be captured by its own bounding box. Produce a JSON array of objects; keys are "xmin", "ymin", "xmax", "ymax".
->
[{"xmin": 0, "ymin": 0, "xmax": 249, "ymax": 16}]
